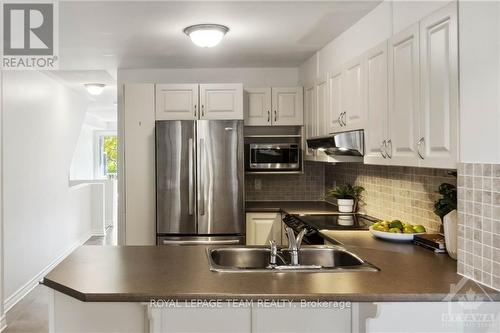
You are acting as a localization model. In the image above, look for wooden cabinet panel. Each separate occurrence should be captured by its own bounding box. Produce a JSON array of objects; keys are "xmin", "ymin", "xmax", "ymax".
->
[
  {"xmin": 155, "ymin": 84, "xmax": 198, "ymax": 120},
  {"xmin": 244, "ymin": 88, "xmax": 272, "ymax": 126},
  {"xmin": 200, "ymin": 84, "xmax": 243, "ymax": 120},
  {"xmin": 419, "ymin": 2, "xmax": 458, "ymax": 169},
  {"xmin": 388, "ymin": 23, "xmax": 420, "ymax": 167},
  {"xmin": 364, "ymin": 41, "xmax": 389, "ymax": 165},
  {"xmin": 315, "ymin": 77, "xmax": 328, "ymax": 137},
  {"xmin": 271, "ymin": 87, "xmax": 304, "ymax": 126},
  {"xmin": 327, "ymin": 69, "xmax": 343, "ymax": 133},
  {"xmin": 245, "ymin": 213, "xmax": 281, "ymax": 246},
  {"xmin": 304, "ymin": 85, "xmax": 316, "ymax": 160},
  {"xmin": 343, "ymin": 57, "xmax": 365, "ymax": 130}
]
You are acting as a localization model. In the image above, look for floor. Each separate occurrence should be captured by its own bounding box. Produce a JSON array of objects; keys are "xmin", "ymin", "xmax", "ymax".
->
[{"xmin": 3, "ymin": 226, "xmax": 116, "ymax": 333}]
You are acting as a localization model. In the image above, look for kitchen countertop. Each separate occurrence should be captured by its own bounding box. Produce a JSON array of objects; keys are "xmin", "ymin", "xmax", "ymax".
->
[
  {"xmin": 245, "ymin": 200, "xmax": 339, "ymax": 214},
  {"xmin": 43, "ymin": 239, "xmax": 500, "ymax": 302}
]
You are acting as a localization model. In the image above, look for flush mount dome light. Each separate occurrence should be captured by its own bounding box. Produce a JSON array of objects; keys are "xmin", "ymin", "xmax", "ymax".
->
[
  {"xmin": 84, "ymin": 83, "xmax": 106, "ymax": 95},
  {"xmin": 183, "ymin": 24, "xmax": 229, "ymax": 48}
]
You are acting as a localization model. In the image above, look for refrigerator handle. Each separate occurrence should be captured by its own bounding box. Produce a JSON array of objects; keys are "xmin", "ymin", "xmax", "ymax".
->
[
  {"xmin": 199, "ymin": 138, "xmax": 205, "ymax": 216},
  {"xmin": 188, "ymin": 138, "xmax": 194, "ymax": 215}
]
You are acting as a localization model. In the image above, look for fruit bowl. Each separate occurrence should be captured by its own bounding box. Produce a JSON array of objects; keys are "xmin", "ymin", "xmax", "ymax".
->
[{"xmin": 369, "ymin": 226, "xmax": 425, "ymax": 242}]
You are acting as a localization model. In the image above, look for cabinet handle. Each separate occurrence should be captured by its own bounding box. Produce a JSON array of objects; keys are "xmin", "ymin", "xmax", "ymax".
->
[
  {"xmin": 201, "ymin": 104, "xmax": 205, "ymax": 117},
  {"xmin": 386, "ymin": 139, "xmax": 393, "ymax": 159},
  {"xmin": 194, "ymin": 104, "xmax": 197, "ymax": 118},
  {"xmin": 338, "ymin": 114, "xmax": 342, "ymax": 126},
  {"xmin": 381, "ymin": 141, "xmax": 387, "ymax": 159},
  {"xmin": 267, "ymin": 110, "xmax": 270, "ymax": 123},
  {"xmin": 274, "ymin": 110, "xmax": 277, "ymax": 122},
  {"xmin": 417, "ymin": 137, "xmax": 425, "ymax": 159},
  {"xmin": 342, "ymin": 112, "xmax": 347, "ymax": 126}
]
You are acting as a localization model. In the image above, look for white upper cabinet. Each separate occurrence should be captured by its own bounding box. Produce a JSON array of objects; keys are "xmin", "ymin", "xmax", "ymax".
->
[
  {"xmin": 155, "ymin": 84, "xmax": 198, "ymax": 120},
  {"xmin": 327, "ymin": 69, "xmax": 343, "ymax": 133},
  {"xmin": 304, "ymin": 85, "xmax": 316, "ymax": 160},
  {"xmin": 271, "ymin": 87, "xmax": 303, "ymax": 126},
  {"xmin": 244, "ymin": 88, "xmax": 272, "ymax": 126},
  {"xmin": 387, "ymin": 23, "xmax": 421, "ymax": 167},
  {"xmin": 199, "ymin": 84, "xmax": 243, "ymax": 120},
  {"xmin": 418, "ymin": 2, "xmax": 458, "ymax": 169},
  {"xmin": 244, "ymin": 87, "xmax": 303, "ymax": 126},
  {"xmin": 342, "ymin": 56, "xmax": 365, "ymax": 131},
  {"xmin": 364, "ymin": 41, "xmax": 389, "ymax": 165},
  {"xmin": 315, "ymin": 77, "xmax": 328, "ymax": 137}
]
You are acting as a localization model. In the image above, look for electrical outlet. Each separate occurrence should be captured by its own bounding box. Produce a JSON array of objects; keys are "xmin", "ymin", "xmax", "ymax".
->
[{"xmin": 255, "ymin": 178, "xmax": 262, "ymax": 190}]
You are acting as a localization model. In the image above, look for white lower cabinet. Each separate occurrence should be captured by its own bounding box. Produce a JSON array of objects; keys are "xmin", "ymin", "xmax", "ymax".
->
[
  {"xmin": 252, "ymin": 305, "xmax": 351, "ymax": 333},
  {"xmin": 246, "ymin": 212, "xmax": 285, "ymax": 246},
  {"xmin": 149, "ymin": 304, "xmax": 251, "ymax": 333}
]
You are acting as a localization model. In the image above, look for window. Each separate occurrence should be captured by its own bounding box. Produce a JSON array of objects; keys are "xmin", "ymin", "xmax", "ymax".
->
[{"xmin": 95, "ymin": 132, "xmax": 118, "ymax": 179}]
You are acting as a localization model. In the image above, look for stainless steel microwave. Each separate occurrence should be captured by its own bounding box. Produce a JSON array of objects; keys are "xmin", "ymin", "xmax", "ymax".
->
[{"xmin": 248, "ymin": 143, "xmax": 300, "ymax": 170}]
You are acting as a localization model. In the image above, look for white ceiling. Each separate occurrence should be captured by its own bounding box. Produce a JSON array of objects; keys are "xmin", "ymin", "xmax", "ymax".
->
[
  {"xmin": 48, "ymin": 70, "xmax": 117, "ymax": 122},
  {"xmin": 55, "ymin": 1, "xmax": 381, "ymax": 123},
  {"xmin": 58, "ymin": 1, "xmax": 381, "ymax": 70}
]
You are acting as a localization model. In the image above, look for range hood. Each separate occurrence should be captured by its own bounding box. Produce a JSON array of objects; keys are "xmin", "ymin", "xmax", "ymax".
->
[{"xmin": 307, "ymin": 130, "xmax": 364, "ymax": 159}]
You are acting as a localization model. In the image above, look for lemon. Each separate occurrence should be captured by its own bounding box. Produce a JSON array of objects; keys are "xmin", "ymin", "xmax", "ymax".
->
[{"xmin": 413, "ymin": 225, "xmax": 426, "ymax": 233}]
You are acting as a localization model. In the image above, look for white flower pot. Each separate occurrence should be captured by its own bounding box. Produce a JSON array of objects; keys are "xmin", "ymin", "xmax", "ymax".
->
[
  {"xmin": 337, "ymin": 199, "xmax": 355, "ymax": 213},
  {"xmin": 443, "ymin": 210, "xmax": 458, "ymax": 260}
]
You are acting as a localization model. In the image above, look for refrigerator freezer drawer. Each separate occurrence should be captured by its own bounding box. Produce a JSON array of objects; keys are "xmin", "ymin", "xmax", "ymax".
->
[{"xmin": 157, "ymin": 235, "xmax": 245, "ymax": 246}]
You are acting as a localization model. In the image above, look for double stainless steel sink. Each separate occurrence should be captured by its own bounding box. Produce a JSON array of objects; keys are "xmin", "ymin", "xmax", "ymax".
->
[{"xmin": 207, "ymin": 246, "xmax": 379, "ymax": 272}]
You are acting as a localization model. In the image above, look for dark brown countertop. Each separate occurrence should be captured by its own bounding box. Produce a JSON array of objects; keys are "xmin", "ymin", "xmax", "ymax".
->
[
  {"xmin": 43, "ymin": 240, "xmax": 500, "ymax": 302},
  {"xmin": 245, "ymin": 200, "xmax": 339, "ymax": 214}
]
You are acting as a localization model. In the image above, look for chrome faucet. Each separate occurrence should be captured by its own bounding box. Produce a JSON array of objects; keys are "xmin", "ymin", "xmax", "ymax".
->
[
  {"xmin": 286, "ymin": 227, "xmax": 307, "ymax": 266},
  {"xmin": 269, "ymin": 240, "xmax": 278, "ymax": 267}
]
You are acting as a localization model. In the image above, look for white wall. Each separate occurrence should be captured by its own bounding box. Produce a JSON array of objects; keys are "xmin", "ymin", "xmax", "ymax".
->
[
  {"xmin": 118, "ymin": 67, "xmax": 299, "ymax": 87},
  {"xmin": 70, "ymin": 124, "xmax": 95, "ymax": 179},
  {"xmin": 458, "ymin": 0, "xmax": 500, "ymax": 163},
  {"xmin": 2, "ymin": 71, "xmax": 93, "ymax": 306},
  {"xmin": 299, "ymin": 0, "xmax": 453, "ymax": 82},
  {"xmin": 0, "ymin": 66, "xmax": 5, "ymax": 330}
]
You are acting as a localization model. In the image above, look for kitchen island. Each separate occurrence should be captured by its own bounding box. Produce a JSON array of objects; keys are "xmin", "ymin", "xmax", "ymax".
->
[{"xmin": 43, "ymin": 229, "xmax": 500, "ymax": 332}]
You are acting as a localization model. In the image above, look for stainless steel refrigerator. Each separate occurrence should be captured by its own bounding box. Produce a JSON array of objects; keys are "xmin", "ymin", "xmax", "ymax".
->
[{"xmin": 156, "ymin": 120, "xmax": 245, "ymax": 245}]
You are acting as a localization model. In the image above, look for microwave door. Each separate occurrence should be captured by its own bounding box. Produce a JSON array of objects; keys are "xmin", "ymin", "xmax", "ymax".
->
[{"xmin": 156, "ymin": 120, "xmax": 197, "ymax": 235}]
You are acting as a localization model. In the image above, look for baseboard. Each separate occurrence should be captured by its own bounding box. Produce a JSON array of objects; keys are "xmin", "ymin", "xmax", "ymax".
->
[
  {"xmin": 3, "ymin": 231, "xmax": 92, "ymax": 313},
  {"xmin": 0, "ymin": 314, "xmax": 6, "ymax": 332},
  {"xmin": 91, "ymin": 229, "xmax": 106, "ymax": 237}
]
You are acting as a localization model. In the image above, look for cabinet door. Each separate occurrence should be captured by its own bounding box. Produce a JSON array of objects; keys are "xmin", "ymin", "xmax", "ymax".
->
[
  {"xmin": 155, "ymin": 84, "xmax": 198, "ymax": 120},
  {"xmin": 244, "ymin": 88, "xmax": 272, "ymax": 126},
  {"xmin": 315, "ymin": 77, "xmax": 329, "ymax": 136},
  {"xmin": 327, "ymin": 68, "xmax": 343, "ymax": 133},
  {"xmin": 271, "ymin": 87, "xmax": 303, "ymax": 126},
  {"xmin": 315, "ymin": 76, "xmax": 330, "ymax": 161},
  {"xmin": 343, "ymin": 56, "xmax": 365, "ymax": 130},
  {"xmin": 364, "ymin": 41, "xmax": 389, "ymax": 165},
  {"xmin": 419, "ymin": 2, "xmax": 458, "ymax": 169},
  {"xmin": 245, "ymin": 213, "xmax": 281, "ymax": 246},
  {"xmin": 199, "ymin": 84, "xmax": 243, "ymax": 120},
  {"xmin": 304, "ymin": 85, "xmax": 316, "ymax": 160},
  {"xmin": 388, "ymin": 23, "xmax": 420, "ymax": 167}
]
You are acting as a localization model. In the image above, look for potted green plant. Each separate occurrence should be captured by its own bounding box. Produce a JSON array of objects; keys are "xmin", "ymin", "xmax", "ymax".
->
[
  {"xmin": 434, "ymin": 183, "xmax": 457, "ymax": 259},
  {"xmin": 326, "ymin": 184, "xmax": 364, "ymax": 213}
]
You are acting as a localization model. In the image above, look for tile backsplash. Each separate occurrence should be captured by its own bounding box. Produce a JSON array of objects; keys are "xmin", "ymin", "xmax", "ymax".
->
[
  {"xmin": 324, "ymin": 163, "xmax": 456, "ymax": 232},
  {"xmin": 457, "ymin": 163, "xmax": 500, "ymax": 291},
  {"xmin": 245, "ymin": 161, "xmax": 325, "ymax": 201}
]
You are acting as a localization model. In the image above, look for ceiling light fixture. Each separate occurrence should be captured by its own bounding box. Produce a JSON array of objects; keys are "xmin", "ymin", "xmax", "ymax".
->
[
  {"xmin": 183, "ymin": 24, "xmax": 229, "ymax": 48},
  {"xmin": 84, "ymin": 83, "xmax": 106, "ymax": 95}
]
